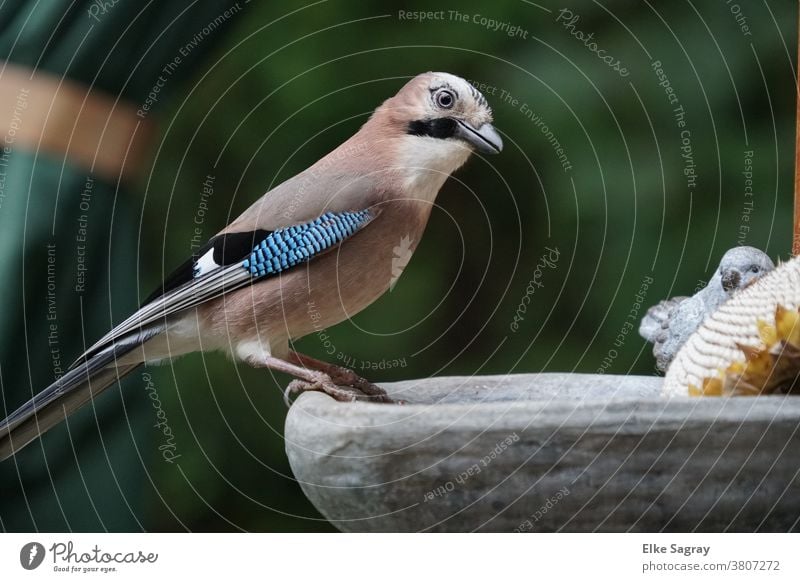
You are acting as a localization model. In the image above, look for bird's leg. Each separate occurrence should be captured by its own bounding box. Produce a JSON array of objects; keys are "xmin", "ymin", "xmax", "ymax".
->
[
  {"xmin": 247, "ymin": 354, "xmax": 393, "ymax": 405},
  {"xmin": 287, "ymin": 351, "xmax": 396, "ymax": 403},
  {"xmin": 247, "ymin": 355, "xmax": 363, "ymax": 404}
]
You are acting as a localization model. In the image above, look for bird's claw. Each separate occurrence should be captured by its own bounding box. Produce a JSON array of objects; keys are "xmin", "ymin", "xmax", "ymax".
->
[
  {"xmin": 283, "ymin": 371, "xmax": 401, "ymax": 406},
  {"xmin": 323, "ymin": 364, "xmax": 399, "ymax": 403}
]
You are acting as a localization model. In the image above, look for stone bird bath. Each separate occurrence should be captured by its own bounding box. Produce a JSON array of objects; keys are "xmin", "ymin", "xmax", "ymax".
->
[{"xmin": 285, "ymin": 373, "xmax": 800, "ymax": 532}]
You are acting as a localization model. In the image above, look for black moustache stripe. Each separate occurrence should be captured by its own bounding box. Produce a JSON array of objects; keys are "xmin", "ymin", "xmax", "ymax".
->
[{"xmin": 407, "ymin": 117, "xmax": 457, "ymax": 139}]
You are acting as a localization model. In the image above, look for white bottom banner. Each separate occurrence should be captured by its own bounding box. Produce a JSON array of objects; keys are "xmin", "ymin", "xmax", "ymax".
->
[{"xmin": 0, "ymin": 533, "xmax": 797, "ymax": 580}]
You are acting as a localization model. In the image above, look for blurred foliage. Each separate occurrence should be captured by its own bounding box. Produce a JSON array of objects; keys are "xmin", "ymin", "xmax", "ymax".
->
[{"xmin": 127, "ymin": 0, "xmax": 796, "ymax": 530}]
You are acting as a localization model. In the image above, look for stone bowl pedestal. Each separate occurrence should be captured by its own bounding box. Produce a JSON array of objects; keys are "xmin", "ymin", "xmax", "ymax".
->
[{"xmin": 284, "ymin": 373, "xmax": 800, "ymax": 532}]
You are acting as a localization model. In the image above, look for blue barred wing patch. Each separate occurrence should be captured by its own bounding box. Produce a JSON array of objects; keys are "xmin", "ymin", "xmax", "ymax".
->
[{"xmin": 242, "ymin": 210, "xmax": 373, "ymax": 277}]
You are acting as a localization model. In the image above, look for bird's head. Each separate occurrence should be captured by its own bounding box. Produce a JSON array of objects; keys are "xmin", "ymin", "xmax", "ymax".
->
[
  {"xmin": 718, "ymin": 246, "xmax": 775, "ymax": 293},
  {"xmin": 372, "ymin": 72, "xmax": 502, "ymax": 180}
]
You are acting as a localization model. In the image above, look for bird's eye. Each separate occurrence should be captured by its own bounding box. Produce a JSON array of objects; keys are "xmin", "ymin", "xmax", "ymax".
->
[
  {"xmin": 435, "ymin": 89, "xmax": 455, "ymax": 109},
  {"xmin": 750, "ymin": 266, "xmax": 759, "ymax": 273}
]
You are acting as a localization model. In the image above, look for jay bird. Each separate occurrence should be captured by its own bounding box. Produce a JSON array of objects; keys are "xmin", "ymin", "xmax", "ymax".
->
[
  {"xmin": 639, "ymin": 246, "xmax": 774, "ymax": 372},
  {"xmin": 0, "ymin": 72, "xmax": 502, "ymax": 460}
]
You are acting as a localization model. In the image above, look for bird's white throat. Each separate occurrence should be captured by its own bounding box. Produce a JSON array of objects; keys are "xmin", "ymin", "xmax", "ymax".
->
[{"xmin": 398, "ymin": 135, "xmax": 473, "ymax": 200}]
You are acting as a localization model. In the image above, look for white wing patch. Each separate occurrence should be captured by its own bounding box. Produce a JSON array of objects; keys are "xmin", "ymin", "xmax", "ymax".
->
[{"xmin": 193, "ymin": 249, "xmax": 220, "ymax": 278}]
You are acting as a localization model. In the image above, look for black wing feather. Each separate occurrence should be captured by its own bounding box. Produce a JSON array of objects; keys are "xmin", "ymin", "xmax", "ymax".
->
[{"xmin": 143, "ymin": 229, "xmax": 271, "ymax": 305}]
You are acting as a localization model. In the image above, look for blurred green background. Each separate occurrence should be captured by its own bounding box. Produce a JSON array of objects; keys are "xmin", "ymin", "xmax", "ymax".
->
[{"xmin": 3, "ymin": 0, "xmax": 798, "ymax": 531}]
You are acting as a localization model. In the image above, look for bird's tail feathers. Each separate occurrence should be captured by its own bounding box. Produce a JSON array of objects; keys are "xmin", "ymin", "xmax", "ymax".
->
[{"xmin": 0, "ymin": 326, "xmax": 161, "ymax": 461}]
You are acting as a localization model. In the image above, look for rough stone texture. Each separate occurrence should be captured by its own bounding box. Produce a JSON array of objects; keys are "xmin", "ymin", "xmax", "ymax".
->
[{"xmin": 285, "ymin": 373, "xmax": 800, "ymax": 532}]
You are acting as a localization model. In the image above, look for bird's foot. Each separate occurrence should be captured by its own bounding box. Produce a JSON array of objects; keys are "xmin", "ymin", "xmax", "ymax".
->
[
  {"xmin": 283, "ymin": 371, "xmax": 399, "ymax": 406},
  {"xmin": 277, "ymin": 352, "xmax": 403, "ymax": 404},
  {"xmin": 322, "ymin": 364, "xmax": 397, "ymax": 403},
  {"xmin": 284, "ymin": 376, "xmax": 354, "ymax": 405}
]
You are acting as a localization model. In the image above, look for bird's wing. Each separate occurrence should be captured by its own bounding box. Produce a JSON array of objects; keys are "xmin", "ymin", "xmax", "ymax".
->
[
  {"xmin": 653, "ymin": 295, "xmax": 706, "ymax": 371},
  {"xmin": 639, "ymin": 296, "xmax": 688, "ymax": 342},
  {"xmin": 74, "ymin": 209, "xmax": 377, "ymax": 365}
]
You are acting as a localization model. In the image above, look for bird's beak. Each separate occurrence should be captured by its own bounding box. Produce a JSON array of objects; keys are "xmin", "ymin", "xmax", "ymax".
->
[
  {"xmin": 721, "ymin": 269, "xmax": 741, "ymax": 292},
  {"xmin": 455, "ymin": 120, "xmax": 503, "ymax": 154}
]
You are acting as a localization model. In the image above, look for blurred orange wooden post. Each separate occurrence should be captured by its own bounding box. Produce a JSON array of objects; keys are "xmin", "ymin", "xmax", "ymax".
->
[{"xmin": 794, "ymin": 7, "xmax": 800, "ymax": 255}]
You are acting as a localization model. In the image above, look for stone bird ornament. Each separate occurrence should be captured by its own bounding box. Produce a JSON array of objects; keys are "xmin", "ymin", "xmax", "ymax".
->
[
  {"xmin": 663, "ymin": 255, "xmax": 800, "ymax": 397},
  {"xmin": 639, "ymin": 246, "xmax": 775, "ymax": 372},
  {"xmin": 0, "ymin": 72, "xmax": 503, "ymax": 460}
]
